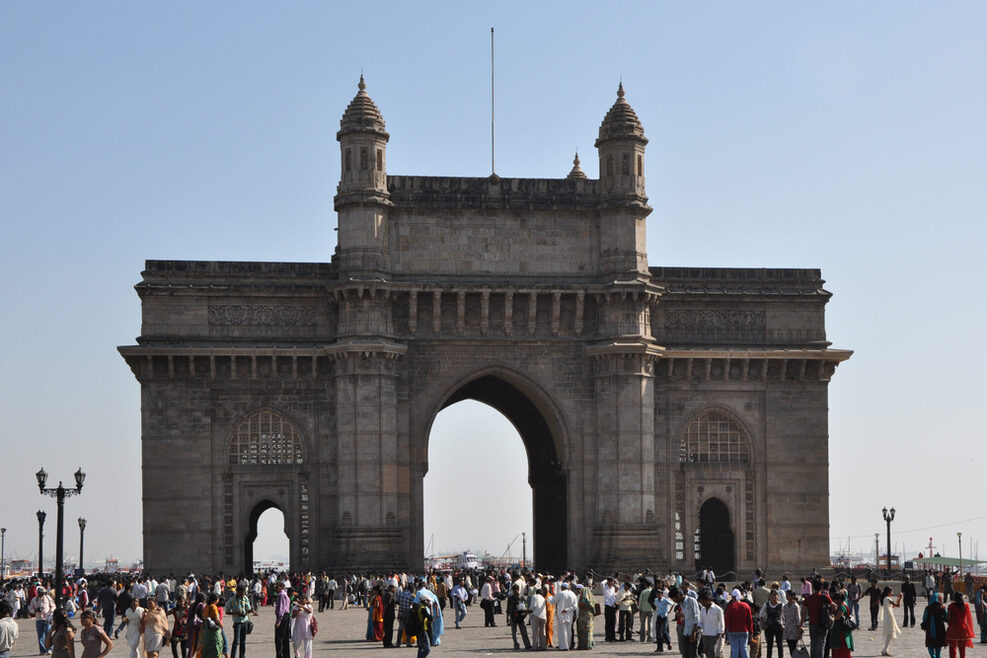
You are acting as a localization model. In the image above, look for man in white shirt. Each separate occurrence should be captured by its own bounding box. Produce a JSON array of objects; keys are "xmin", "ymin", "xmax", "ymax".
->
[
  {"xmin": 698, "ymin": 589, "xmax": 725, "ymax": 658},
  {"xmin": 602, "ymin": 578, "xmax": 618, "ymax": 642},
  {"xmin": 0, "ymin": 600, "xmax": 19, "ymax": 658},
  {"xmin": 529, "ymin": 586, "xmax": 548, "ymax": 649},
  {"xmin": 670, "ymin": 586, "xmax": 701, "ymax": 658},
  {"xmin": 451, "ymin": 580, "xmax": 469, "ymax": 629},
  {"xmin": 549, "ymin": 583, "xmax": 578, "ymax": 651},
  {"xmin": 480, "ymin": 577, "xmax": 497, "ymax": 627},
  {"xmin": 29, "ymin": 587, "xmax": 54, "ymax": 654}
]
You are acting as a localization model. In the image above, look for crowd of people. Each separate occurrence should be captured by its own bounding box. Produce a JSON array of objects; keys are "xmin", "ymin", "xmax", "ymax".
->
[{"xmin": 0, "ymin": 567, "xmax": 985, "ymax": 658}]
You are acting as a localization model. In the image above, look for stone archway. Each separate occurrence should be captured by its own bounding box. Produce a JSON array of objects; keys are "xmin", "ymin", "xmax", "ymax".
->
[
  {"xmin": 698, "ymin": 497, "xmax": 734, "ymax": 576},
  {"xmin": 244, "ymin": 500, "xmax": 288, "ymax": 574},
  {"xmin": 425, "ymin": 372, "xmax": 569, "ymax": 573}
]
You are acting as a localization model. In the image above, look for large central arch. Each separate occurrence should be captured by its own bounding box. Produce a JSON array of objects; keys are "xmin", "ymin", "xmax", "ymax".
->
[{"xmin": 425, "ymin": 371, "xmax": 569, "ymax": 573}]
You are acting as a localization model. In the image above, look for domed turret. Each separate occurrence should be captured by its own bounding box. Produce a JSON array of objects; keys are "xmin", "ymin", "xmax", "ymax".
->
[
  {"xmin": 595, "ymin": 83, "xmax": 647, "ymax": 199},
  {"xmin": 337, "ymin": 75, "xmax": 389, "ymax": 196},
  {"xmin": 334, "ymin": 76, "xmax": 392, "ymax": 278}
]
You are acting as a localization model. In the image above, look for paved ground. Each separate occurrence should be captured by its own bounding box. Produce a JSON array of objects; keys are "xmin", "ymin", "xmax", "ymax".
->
[{"xmin": 8, "ymin": 599, "xmax": 980, "ymax": 658}]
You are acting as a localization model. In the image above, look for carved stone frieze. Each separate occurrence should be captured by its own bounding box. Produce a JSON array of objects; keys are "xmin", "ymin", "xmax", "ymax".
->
[
  {"xmin": 208, "ymin": 305, "xmax": 318, "ymax": 326},
  {"xmin": 663, "ymin": 309, "xmax": 765, "ymax": 331}
]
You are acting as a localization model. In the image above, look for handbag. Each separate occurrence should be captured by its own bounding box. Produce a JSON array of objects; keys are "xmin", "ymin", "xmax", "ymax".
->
[
  {"xmin": 792, "ymin": 639, "xmax": 810, "ymax": 658},
  {"xmin": 245, "ymin": 620, "xmax": 254, "ymax": 635},
  {"xmin": 593, "ymin": 603, "xmax": 602, "ymax": 617},
  {"xmin": 310, "ymin": 616, "xmax": 318, "ymax": 637}
]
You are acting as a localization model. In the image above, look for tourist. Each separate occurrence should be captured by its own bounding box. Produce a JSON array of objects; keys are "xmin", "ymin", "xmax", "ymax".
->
[
  {"xmin": 78, "ymin": 610, "xmax": 111, "ymax": 658},
  {"xmin": 653, "ymin": 583, "xmax": 674, "ymax": 652},
  {"xmin": 923, "ymin": 593, "xmax": 948, "ymax": 658},
  {"xmin": 273, "ymin": 583, "xmax": 291, "ymax": 658},
  {"xmin": 976, "ymin": 584, "xmax": 987, "ymax": 644},
  {"xmin": 759, "ymin": 588, "xmax": 785, "ymax": 658},
  {"xmin": 879, "ymin": 587, "xmax": 902, "ymax": 656},
  {"xmin": 168, "ymin": 597, "xmax": 187, "ymax": 658},
  {"xmin": 121, "ymin": 596, "xmax": 143, "ymax": 658},
  {"xmin": 479, "ymin": 577, "xmax": 496, "ymax": 628},
  {"xmin": 725, "ymin": 588, "xmax": 753, "ymax": 658},
  {"xmin": 506, "ymin": 584, "xmax": 531, "ymax": 650},
  {"xmin": 859, "ymin": 579, "xmax": 881, "ymax": 631},
  {"xmin": 225, "ymin": 584, "xmax": 256, "ymax": 658},
  {"xmin": 575, "ymin": 583, "xmax": 595, "ymax": 650},
  {"xmin": 900, "ymin": 575, "xmax": 917, "ymax": 628},
  {"xmin": 529, "ymin": 585, "xmax": 548, "ymax": 650},
  {"xmin": 639, "ymin": 578, "xmax": 654, "ymax": 643},
  {"xmin": 140, "ymin": 599, "xmax": 169, "ymax": 658},
  {"xmin": 450, "ymin": 580, "xmax": 468, "ymax": 630},
  {"xmin": 802, "ymin": 578, "xmax": 834, "ymax": 658},
  {"xmin": 830, "ymin": 592, "xmax": 854, "ymax": 658},
  {"xmin": 945, "ymin": 592, "xmax": 975, "ymax": 658},
  {"xmin": 549, "ymin": 582, "xmax": 577, "ymax": 651},
  {"xmin": 417, "ymin": 580, "xmax": 443, "ymax": 647},
  {"xmin": 46, "ymin": 610, "xmax": 75, "ymax": 658},
  {"xmin": 698, "ymin": 589, "xmax": 725, "ymax": 658},
  {"xmin": 617, "ymin": 581, "xmax": 636, "ymax": 641},
  {"xmin": 29, "ymin": 585, "xmax": 55, "ymax": 654},
  {"xmin": 381, "ymin": 584, "xmax": 397, "ymax": 647},
  {"xmin": 113, "ymin": 584, "xmax": 133, "ymax": 640},
  {"xmin": 0, "ymin": 600, "xmax": 19, "ymax": 658},
  {"xmin": 782, "ymin": 591, "xmax": 802, "ymax": 655},
  {"xmin": 290, "ymin": 593, "xmax": 314, "ymax": 658},
  {"xmin": 412, "ymin": 597, "xmax": 432, "ymax": 658},
  {"xmin": 670, "ymin": 586, "xmax": 701, "ymax": 658},
  {"xmin": 601, "ymin": 577, "xmax": 618, "ymax": 642},
  {"xmin": 198, "ymin": 595, "xmax": 223, "ymax": 658},
  {"xmin": 396, "ymin": 584, "xmax": 416, "ymax": 646}
]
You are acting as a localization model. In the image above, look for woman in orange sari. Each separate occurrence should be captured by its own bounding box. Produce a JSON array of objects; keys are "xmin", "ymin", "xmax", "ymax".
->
[
  {"xmin": 545, "ymin": 583, "xmax": 556, "ymax": 648},
  {"xmin": 368, "ymin": 586, "xmax": 384, "ymax": 642}
]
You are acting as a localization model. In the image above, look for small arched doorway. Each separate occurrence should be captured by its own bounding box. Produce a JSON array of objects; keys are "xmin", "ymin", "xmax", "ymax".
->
[
  {"xmin": 244, "ymin": 501, "xmax": 289, "ymax": 574},
  {"xmin": 428, "ymin": 373, "xmax": 568, "ymax": 572},
  {"xmin": 698, "ymin": 498, "xmax": 734, "ymax": 575}
]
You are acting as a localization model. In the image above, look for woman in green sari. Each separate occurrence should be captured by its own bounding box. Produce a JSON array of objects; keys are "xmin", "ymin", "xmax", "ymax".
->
[{"xmin": 576, "ymin": 584, "xmax": 596, "ymax": 650}]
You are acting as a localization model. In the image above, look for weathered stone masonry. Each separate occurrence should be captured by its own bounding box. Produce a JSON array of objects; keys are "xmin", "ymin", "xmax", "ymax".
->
[{"xmin": 120, "ymin": 77, "xmax": 850, "ymax": 576}]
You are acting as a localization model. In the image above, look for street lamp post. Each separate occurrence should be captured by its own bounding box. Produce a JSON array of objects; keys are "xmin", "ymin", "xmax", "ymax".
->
[
  {"xmin": 78, "ymin": 518, "xmax": 87, "ymax": 576},
  {"xmin": 36, "ymin": 467, "xmax": 85, "ymax": 608},
  {"xmin": 37, "ymin": 511, "xmax": 46, "ymax": 577},
  {"xmin": 1, "ymin": 527, "xmax": 6, "ymax": 580},
  {"xmin": 957, "ymin": 532, "xmax": 963, "ymax": 581},
  {"xmin": 882, "ymin": 507, "xmax": 896, "ymax": 576}
]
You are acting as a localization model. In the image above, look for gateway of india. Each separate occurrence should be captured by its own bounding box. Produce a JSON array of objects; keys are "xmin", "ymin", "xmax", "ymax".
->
[{"xmin": 120, "ymin": 77, "xmax": 851, "ymax": 576}]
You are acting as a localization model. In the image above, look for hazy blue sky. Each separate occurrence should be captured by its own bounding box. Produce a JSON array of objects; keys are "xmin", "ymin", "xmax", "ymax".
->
[{"xmin": 2, "ymin": 2, "xmax": 985, "ymax": 569}]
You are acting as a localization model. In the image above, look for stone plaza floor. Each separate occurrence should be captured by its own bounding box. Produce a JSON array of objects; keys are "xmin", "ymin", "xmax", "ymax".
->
[{"xmin": 8, "ymin": 599, "xmax": 981, "ymax": 658}]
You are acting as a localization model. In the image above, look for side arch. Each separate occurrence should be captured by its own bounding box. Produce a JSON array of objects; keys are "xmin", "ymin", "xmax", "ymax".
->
[{"xmin": 243, "ymin": 499, "xmax": 288, "ymax": 574}]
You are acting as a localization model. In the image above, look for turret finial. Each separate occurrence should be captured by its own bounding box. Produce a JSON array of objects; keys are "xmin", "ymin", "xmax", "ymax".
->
[
  {"xmin": 358, "ymin": 74, "xmax": 366, "ymax": 92},
  {"xmin": 574, "ymin": 151, "xmax": 581, "ymax": 166},
  {"xmin": 617, "ymin": 81, "xmax": 625, "ymax": 99},
  {"xmin": 567, "ymin": 150, "xmax": 588, "ymax": 180}
]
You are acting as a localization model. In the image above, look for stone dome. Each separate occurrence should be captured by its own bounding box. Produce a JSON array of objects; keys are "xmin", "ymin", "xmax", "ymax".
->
[
  {"xmin": 337, "ymin": 75, "xmax": 389, "ymax": 140},
  {"xmin": 595, "ymin": 82, "xmax": 647, "ymax": 146}
]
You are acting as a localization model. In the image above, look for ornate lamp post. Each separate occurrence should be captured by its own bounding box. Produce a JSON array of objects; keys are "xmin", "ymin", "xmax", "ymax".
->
[
  {"xmin": 1, "ymin": 527, "xmax": 6, "ymax": 580},
  {"xmin": 36, "ymin": 467, "xmax": 85, "ymax": 607},
  {"xmin": 37, "ymin": 510, "xmax": 46, "ymax": 576},
  {"xmin": 882, "ymin": 507, "xmax": 896, "ymax": 575},
  {"xmin": 78, "ymin": 518, "xmax": 87, "ymax": 576}
]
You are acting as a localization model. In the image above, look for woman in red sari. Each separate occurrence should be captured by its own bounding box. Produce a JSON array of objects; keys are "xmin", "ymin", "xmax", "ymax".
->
[{"xmin": 946, "ymin": 592, "xmax": 975, "ymax": 658}]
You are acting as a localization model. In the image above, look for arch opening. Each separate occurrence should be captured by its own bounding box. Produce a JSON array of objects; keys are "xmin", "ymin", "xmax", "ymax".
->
[
  {"xmin": 426, "ymin": 374, "xmax": 568, "ymax": 572},
  {"xmin": 697, "ymin": 497, "xmax": 734, "ymax": 575},
  {"xmin": 245, "ymin": 502, "xmax": 289, "ymax": 574}
]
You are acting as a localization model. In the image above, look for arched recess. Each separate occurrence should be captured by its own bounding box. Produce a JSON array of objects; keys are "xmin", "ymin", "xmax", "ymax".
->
[
  {"xmin": 423, "ymin": 369, "xmax": 570, "ymax": 573},
  {"xmin": 697, "ymin": 497, "xmax": 734, "ymax": 575},
  {"xmin": 244, "ymin": 500, "xmax": 288, "ymax": 573},
  {"xmin": 674, "ymin": 407, "xmax": 753, "ymax": 574},
  {"xmin": 224, "ymin": 409, "xmax": 311, "ymax": 575}
]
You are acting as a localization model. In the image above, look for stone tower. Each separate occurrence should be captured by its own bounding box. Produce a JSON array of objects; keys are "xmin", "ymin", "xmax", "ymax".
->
[{"xmin": 335, "ymin": 75, "xmax": 390, "ymax": 279}]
